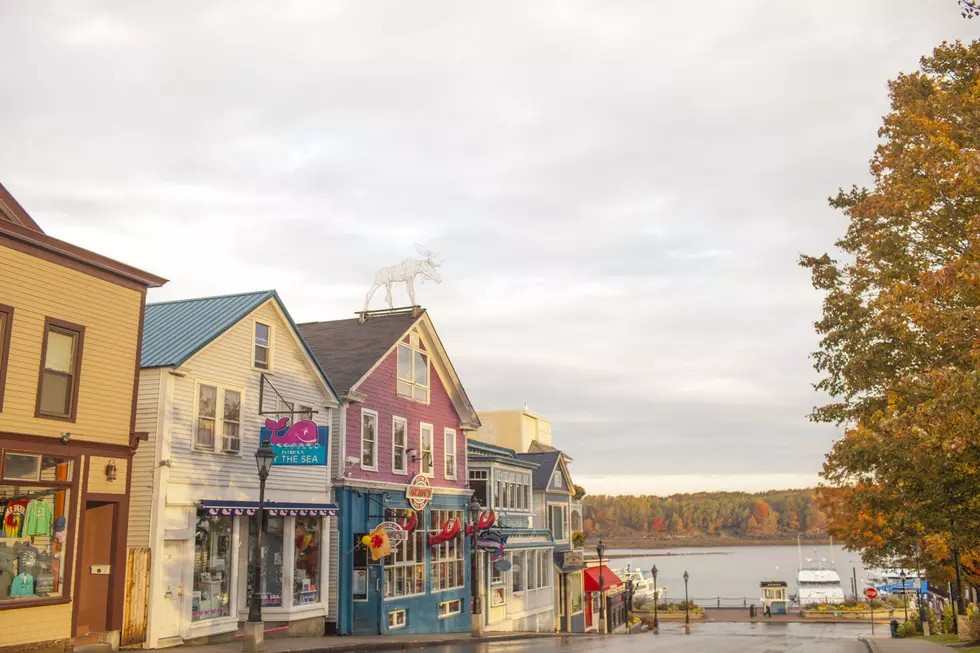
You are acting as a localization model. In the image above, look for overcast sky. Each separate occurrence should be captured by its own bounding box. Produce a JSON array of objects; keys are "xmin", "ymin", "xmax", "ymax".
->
[{"xmin": 1, "ymin": 2, "xmax": 976, "ymax": 496}]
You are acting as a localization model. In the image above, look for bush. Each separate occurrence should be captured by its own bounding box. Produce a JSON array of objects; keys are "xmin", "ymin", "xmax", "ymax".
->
[
  {"xmin": 941, "ymin": 604, "xmax": 956, "ymax": 634},
  {"xmin": 968, "ymin": 610, "xmax": 980, "ymax": 641},
  {"xmin": 897, "ymin": 620, "xmax": 918, "ymax": 638},
  {"xmin": 910, "ymin": 606, "xmax": 940, "ymax": 635}
]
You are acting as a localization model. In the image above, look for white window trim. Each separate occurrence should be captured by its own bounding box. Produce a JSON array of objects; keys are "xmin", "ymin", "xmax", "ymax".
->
[
  {"xmin": 395, "ymin": 340, "xmax": 431, "ymax": 406},
  {"xmin": 360, "ymin": 408, "xmax": 379, "ymax": 472},
  {"xmin": 391, "ymin": 416, "xmax": 409, "ymax": 476},
  {"xmin": 419, "ymin": 422, "xmax": 434, "ymax": 478},
  {"xmin": 547, "ymin": 502, "xmax": 568, "ymax": 542},
  {"xmin": 388, "ymin": 608, "xmax": 407, "ymax": 630},
  {"xmin": 438, "ymin": 598, "xmax": 462, "ymax": 618},
  {"xmin": 443, "ymin": 428, "xmax": 457, "ymax": 480},
  {"xmin": 192, "ymin": 380, "xmax": 246, "ymax": 457},
  {"xmin": 252, "ymin": 319, "xmax": 273, "ymax": 372}
]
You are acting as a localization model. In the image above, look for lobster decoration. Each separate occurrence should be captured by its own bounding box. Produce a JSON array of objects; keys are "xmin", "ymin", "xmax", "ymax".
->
[
  {"xmin": 398, "ymin": 509, "xmax": 418, "ymax": 534},
  {"xmin": 466, "ymin": 510, "xmax": 495, "ymax": 535},
  {"xmin": 427, "ymin": 517, "xmax": 461, "ymax": 547}
]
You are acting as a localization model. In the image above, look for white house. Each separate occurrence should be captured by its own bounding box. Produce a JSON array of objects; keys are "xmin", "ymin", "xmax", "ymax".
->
[{"xmin": 127, "ymin": 290, "xmax": 341, "ymax": 648}]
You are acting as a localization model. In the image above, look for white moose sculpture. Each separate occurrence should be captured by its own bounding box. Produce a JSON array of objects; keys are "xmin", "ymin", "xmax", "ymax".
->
[{"xmin": 363, "ymin": 244, "xmax": 442, "ymax": 311}]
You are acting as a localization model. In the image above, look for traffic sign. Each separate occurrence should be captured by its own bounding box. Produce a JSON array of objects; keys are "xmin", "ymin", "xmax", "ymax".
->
[{"xmin": 864, "ymin": 587, "xmax": 878, "ymax": 600}]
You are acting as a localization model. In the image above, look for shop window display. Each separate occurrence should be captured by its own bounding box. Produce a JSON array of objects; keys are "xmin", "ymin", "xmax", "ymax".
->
[
  {"xmin": 293, "ymin": 517, "xmax": 320, "ymax": 605},
  {"xmin": 384, "ymin": 509, "xmax": 425, "ymax": 599},
  {"xmin": 0, "ymin": 453, "xmax": 73, "ymax": 604},
  {"xmin": 248, "ymin": 514, "xmax": 284, "ymax": 607},
  {"xmin": 429, "ymin": 509, "xmax": 464, "ymax": 591},
  {"xmin": 193, "ymin": 511, "xmax": 232, "ymax": 621}
]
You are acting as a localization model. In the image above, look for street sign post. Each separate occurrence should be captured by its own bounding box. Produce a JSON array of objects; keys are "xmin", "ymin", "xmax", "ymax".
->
[{"xmin": 865, "ymin": 587, "xmax": 878, "ymax": 634}]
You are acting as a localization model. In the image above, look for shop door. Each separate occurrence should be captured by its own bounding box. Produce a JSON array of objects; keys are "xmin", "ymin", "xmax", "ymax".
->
[
  {"xmin": 157, "ymin": 540, "xmax": 185, "ymax": 641},
  {"xmin": 75, "ymin": 502, "xmax": 117, "ymax": 638},
  {"xmin": 352, "ymin": 565, "xmax": 382, "ymax": 634}
]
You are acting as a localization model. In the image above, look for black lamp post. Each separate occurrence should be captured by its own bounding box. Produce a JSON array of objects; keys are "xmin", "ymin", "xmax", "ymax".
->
[
  {"xmin": 683, "ymin": 570, "xmax": 690, "ymax": 635},
  {"xmin": 468, "ymin": 496, "xmax": 483, "ymax": 635},
  {"xmin": 914, "ymin": 544, "xmax": 927, "ymax": 634},
  {"xmin": 248, "ymin": 441, "xmax": 275, "ymax": 625},
  {"xmin": 596, "ymin": 537, "xmax": 606, "ymax": 630},
  {"xmin": 625, "ymin": 577, "xmax": 634, "ymax": 633},
  {"xmin": 651, "ymin": 565, "xmax": 660, "ymax": 634},
  {"xmin": 900, "ymin": 570, "xmax": 909, "ymax": 623}
]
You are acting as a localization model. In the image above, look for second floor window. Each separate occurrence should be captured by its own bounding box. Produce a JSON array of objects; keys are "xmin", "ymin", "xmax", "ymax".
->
[
  {"xmin": 392, "ymin": 417, "xmax": 407, "ymax": 474},
  {"xmin": 361, "ymin": 410, "xmax": 378, "ymax": 470},
  {"xmin": 419, "ymin": 423, "xmax": 433, "ymax": 476},
  {"xmin": 444, "ymin": 429, "xmax": 456, "ymax": 479},
  {"xmin": 494, "ymin": 470, "xmax": 531, "ymax": 511},
  {"xmin": 396, "ymin": 343, "xmax": 429, "ymax": 403},
  {"xmin": 254, "ymin": 322, "xmax": 271, "ymax": 370},
  {"xmin": 195, "ymin": 384, "xmax": 242, "ymax": 453},
  {"xmin": 38, "ymin": 320, "xmax": 83, "ymax": 420},
  {"xmin": 549, "ymin": 505, "xmax": 566, "ymax": 541},
  {"xmin": 469, "ymin": 470, "xmax": 488, "ymax": 507}
]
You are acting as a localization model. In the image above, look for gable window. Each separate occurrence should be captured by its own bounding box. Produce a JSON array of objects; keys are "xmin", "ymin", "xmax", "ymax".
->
[
  {"xmin": 396, "ymin": 341, "xmax": 429, "ymax": 403},
  {"xmin": 361, "ymin": 409, "xmax": 378, "ymax": 470},
  {"xmin": 419, "ymin": 423, "xmax": 433, "ymax": 477},
  {"xmin": 551, "ymin": 470, "xmax": 563, "ymax": 489},
  {"xmin": 37, "ymin": 319, "xmax": 84, "ymax": 420},
  {"xmin": 195, "ymin": 383, "xmax": 243, "ymax": 453},
  {"xmin": 443, "ymin": 429, "xmax": 456, "ymax": 479},
  {"xmin": 392, "ymin": 417, "xmax": 408, "ymax": 474},
  {"xmin": 254, "ymin": 321, "xmax": 271, "ymax": 370},
  {"xmin": 0, "ymin": 305, "xmax": 11, "ymax": 412}
]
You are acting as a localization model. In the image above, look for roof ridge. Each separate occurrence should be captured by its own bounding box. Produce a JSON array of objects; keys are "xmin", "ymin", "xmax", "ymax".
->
[{"xmin": 147, "ymin": 289, "xmax": 275, "ymax": 307}]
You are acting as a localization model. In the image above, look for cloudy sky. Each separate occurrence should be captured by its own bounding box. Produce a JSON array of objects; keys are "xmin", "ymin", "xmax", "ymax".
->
[{"xmin": 1, "ymin": 2, "xmax": 976, "ymax": 495}]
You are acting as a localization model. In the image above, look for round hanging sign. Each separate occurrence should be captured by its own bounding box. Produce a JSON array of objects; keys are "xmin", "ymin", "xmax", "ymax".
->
[
  {"xmin": 493, "ymin": 558, "xmax": 512, "ymax": 572},
  {"xmin": 406, "ymin": 474, "xmax": 434, "ymax": 511}
]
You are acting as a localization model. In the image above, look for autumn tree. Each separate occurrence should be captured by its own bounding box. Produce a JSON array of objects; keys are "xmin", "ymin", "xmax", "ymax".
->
[{"xmin": 802, "ymin": 40, "xmax": 980, "ymax": 600}]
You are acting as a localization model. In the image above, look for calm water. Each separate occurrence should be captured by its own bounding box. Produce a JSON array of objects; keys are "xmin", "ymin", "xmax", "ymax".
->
[{"xmin": 609, "ymin": 545, "xmax": 873, "ymax": 605}]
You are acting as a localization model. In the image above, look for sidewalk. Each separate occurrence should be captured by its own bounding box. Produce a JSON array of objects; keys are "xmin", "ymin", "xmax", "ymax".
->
[
  {"xmin": 173, "ymin": 631, "xmax": 563, "ymax": 653},
  {"xmin": 863, "ymin": 637, "xmax": 951, "ymax": 653}
]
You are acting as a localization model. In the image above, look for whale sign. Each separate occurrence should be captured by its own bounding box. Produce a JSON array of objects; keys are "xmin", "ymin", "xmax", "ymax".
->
[{"xmin": 261, "ymin": 418, "xmax": 328, "ymax": 466}]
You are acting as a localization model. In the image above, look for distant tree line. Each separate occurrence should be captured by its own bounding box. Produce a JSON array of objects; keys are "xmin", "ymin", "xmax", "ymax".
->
[{"xmin": 583, "ymin": 489, "xmax": 827, "ymax": 539}]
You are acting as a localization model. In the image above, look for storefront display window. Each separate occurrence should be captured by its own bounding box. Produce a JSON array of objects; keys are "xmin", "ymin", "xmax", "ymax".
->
[
  {"xmin": 569, "ymin": 573, "xmax": 584, "ymax": 613},
  {"xmin": 0, "ymin": 452, "xmax": 73, "ymax": 604},
  {"xmin": 293, "ymin": 517, "xmax": 320, "ymax": 605},
  {"xmin": 384, "ymin": 509, "xmax": 425, "ymax": 598},
  {"xmin": 193, "ymin": 511, "xmax": 232, "ymax": 621},
  {"xmin": 510, "ymin": 551, "xmax": 524, "ymax": 593},
  {"xmin": 429, "ymin": 509, "xmax": 464, "ymax": 591},
  {"xmin": 248, "ymin": 514, "xmax": 284, "ymax": 607}
]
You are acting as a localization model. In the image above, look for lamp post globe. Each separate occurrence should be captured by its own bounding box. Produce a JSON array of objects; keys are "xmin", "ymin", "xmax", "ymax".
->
[{"xmin": 651, "ymin": 565, "xmax": 659, "ymax": 634}]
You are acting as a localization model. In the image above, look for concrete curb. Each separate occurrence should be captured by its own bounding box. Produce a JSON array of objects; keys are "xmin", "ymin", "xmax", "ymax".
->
[{"xmin": 176, "ymin": 632, "xmax": 566, "ymax": 653}]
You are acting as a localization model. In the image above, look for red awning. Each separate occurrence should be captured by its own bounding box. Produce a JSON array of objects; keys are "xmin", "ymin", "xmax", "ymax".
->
[{"xmin": 584, "ymin": 565, "xmax": 623, "ymax": 592}]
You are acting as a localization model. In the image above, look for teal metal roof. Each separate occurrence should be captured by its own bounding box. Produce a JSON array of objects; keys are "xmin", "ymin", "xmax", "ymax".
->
[
  {"xmin": 467, "ymin": 440, "xmax": 539, "ymax": 468},
  {"xmin": 141, "ymin": 290, "xmax": 339, "ymax": 401}
]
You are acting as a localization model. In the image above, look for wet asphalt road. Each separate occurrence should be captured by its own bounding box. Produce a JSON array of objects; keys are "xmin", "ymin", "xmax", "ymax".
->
[{"xmin": 428, "ymin": 623, "xmax": 871, "ymax": 653}]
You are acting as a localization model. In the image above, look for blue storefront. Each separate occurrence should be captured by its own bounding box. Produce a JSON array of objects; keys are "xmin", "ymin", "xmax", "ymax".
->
[{"xmin": 336, "ymin": 485, "xmax": 472, "ymax": 635}]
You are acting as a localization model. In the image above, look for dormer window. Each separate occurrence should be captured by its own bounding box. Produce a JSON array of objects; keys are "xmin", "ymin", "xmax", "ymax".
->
[{"xmin": 396, "ymin": 335, "xmax": 429, "ymax": 403}]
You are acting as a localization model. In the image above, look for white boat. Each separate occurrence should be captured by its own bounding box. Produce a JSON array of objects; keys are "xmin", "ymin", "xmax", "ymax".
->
[
  {"xmin": 797, "ymin": 567, "xmax": 847, "ymax": 606},
  {"xmin": 615, "ymin": 563, "xmax": 667, "ymax": 605}
]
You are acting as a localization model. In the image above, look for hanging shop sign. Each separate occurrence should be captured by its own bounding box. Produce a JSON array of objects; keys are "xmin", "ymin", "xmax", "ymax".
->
[
  {"xmin": 261, "ymin": 418, "xmax": 329, "ymax": 466},
  {"xmin": 378, "ymin": 521, "xmax": 408, "ymax": 552},
  {"xmin": 406, "ymin": 474, "xmax": 433, "ymax": 510},
  {"xmin": 493, "ymin": 558, "xmax": 512, "ymax": 572},
  {"xmin": 476, "ymin": 529, "xmax": 508, "ymax": 559}
]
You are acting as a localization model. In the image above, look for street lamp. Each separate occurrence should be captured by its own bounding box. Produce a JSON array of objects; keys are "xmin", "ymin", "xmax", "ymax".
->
[
  {"xmin": 651, "ymin": 565, "xmax": 660, "ymax": 634},
  {"xmin": 900, "ymin": 570, "xmax": 909, "ymax": 623},
  {"xmin": 245, "ymin": 440, "xmax": 275, "ymax": 651},
  {"xmin": 596, "ymin": 537, "xmax": 606, "ymax": 631},
  {"xmin": 683, "ymin": 570, "xmax": 691, "ymax": 635},
  {"xmin": 468, "ymin": 496, "xmax": 483, "ymax": 636}
]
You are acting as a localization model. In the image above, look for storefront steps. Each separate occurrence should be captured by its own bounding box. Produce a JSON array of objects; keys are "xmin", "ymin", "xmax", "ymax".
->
[{"xmin": 171, "ymin": 631, "xmax": 566, "ymax": 653}]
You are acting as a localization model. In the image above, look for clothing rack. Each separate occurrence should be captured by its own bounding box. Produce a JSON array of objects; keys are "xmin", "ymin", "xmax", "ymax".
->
[{"xmin": 0, "ymin": 488, "xmax": 58, "ymax": 501}]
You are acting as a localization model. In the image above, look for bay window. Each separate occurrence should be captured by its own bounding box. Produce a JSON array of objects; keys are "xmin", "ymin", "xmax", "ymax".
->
[
  {"xmin": 293, "ymin": 517, "xmax": 321, "ymax": 604},
  {"xmin": 247, "ymin": 515, "xmax": 285, "ymax": 607}
]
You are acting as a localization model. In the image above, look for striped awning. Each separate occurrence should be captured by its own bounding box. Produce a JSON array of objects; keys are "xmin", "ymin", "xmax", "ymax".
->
[{"xmin": 199, "ymin": 499, "xmax": 338, "ymax": 518}]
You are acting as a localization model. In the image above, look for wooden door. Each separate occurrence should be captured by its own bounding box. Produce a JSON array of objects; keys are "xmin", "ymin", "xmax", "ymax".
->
[{"xmin": 75, "ymin": 502, "xmax": 117, "ymax": 637}]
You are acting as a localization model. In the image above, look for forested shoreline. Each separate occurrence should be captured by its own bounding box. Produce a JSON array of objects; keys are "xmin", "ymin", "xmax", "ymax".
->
[{"xmin": 583, "ymin": 489, "xmax": 827, "ymax": 540}]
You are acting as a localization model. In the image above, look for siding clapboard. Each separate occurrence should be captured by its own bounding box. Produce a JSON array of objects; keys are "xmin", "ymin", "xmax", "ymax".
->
[{"xmin": 128, "ymin": 368, "xmax": 162, "ymax": 548}]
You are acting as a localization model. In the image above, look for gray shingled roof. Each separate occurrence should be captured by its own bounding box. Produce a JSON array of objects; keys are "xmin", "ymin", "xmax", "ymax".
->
[
  {"xmin": 297, "ymin": 311, "xmax": 422, "ymax": 394},
  {"xmin": 517, "ymin": 451, "xmax": 562, "ymax": 490}
]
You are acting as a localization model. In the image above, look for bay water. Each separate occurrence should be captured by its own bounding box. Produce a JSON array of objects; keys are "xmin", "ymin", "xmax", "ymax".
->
[{"xmin": 608, "ymin": 545, "xmax": 873, "ymax": 606}]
